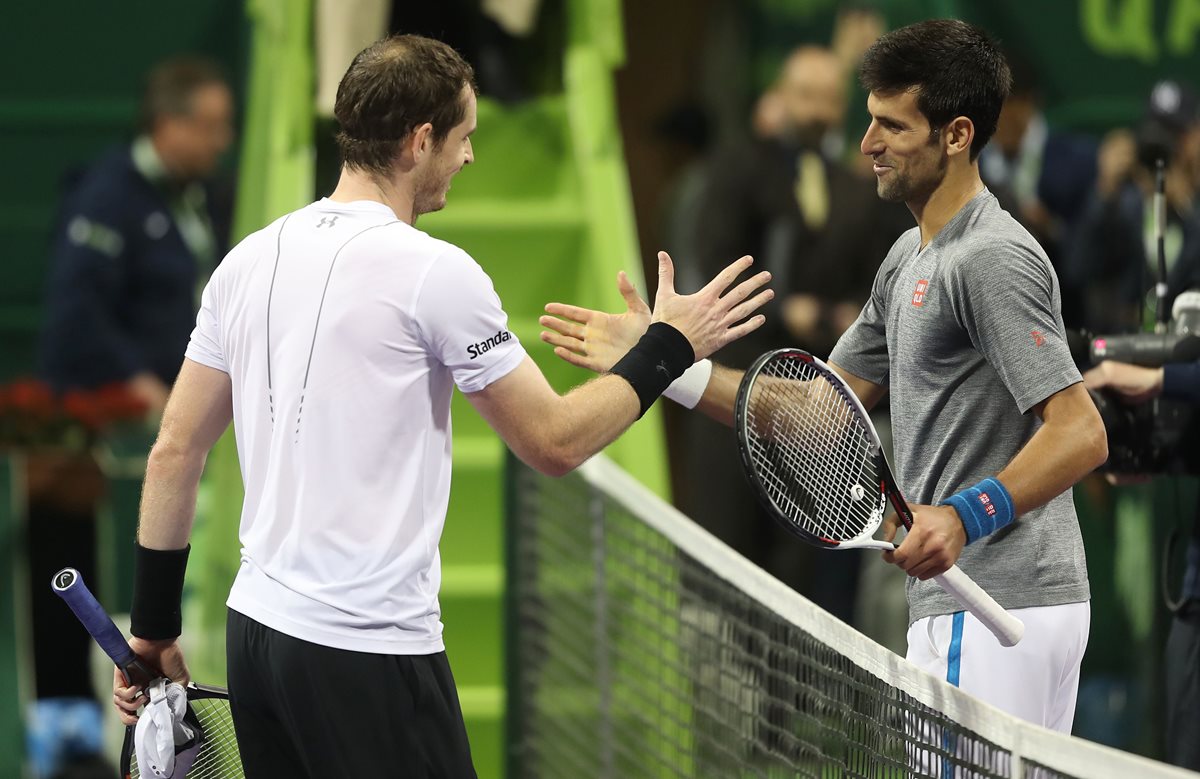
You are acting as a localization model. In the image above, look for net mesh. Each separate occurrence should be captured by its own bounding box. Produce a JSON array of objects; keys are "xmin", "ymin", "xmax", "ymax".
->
[
  {"xmin": 741, "ymin": 353, "xmax": 882, "ymax": 544},
  {"xmin": 506, "ymin": 455, "xmax": 1195, "ymax": 779},
  {"xmin": 130, "ymin": 690, "xmax": 243, "ymax": 779}
]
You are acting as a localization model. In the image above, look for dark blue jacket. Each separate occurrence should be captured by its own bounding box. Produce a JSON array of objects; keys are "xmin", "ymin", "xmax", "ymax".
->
[{"xmin": 40, "ymin": 145, "xmax": 228, "ymax": 389}]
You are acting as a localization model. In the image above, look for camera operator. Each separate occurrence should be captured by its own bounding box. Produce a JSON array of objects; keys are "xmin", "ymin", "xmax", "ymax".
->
[
  {"xmin": 1084, "ymin": 358, "xmax": 1200, "ymax": 770},
  {"xmin": 1067, "ymin": 80, "xmax": 1200, "ymax": 334}
]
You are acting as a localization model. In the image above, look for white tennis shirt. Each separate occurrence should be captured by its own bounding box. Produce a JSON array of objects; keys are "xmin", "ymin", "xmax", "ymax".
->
[{"xmin": 185, "ymin": 198, "xmax": 526, "ymax": 654}]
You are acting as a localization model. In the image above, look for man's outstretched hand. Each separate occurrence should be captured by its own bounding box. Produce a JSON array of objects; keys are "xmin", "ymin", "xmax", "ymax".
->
[
  {"xmin": 540, "ymin": 269, "xmax": 650, "ymax": 373},
  {"xmin": 540, "ymin": 251, "xmax": 772, "ymax": 370}
]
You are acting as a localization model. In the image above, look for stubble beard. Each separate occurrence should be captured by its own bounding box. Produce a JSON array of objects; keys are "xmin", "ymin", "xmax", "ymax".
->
[
  {"xmin": 876, "ymin": 153, "xmax": 947, "ymax": 204},
  {"xmin": 413, "ymin": 168, "xmax": 452, "ymax": 217}
]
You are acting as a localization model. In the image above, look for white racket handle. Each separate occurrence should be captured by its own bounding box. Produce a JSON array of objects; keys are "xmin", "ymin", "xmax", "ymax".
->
[{"xmin": 935, "ymin": 565, "xmax": 1025, "ymax": 647}]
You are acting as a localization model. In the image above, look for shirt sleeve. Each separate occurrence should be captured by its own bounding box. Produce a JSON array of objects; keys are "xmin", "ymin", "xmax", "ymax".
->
[
  {"xmin": 185, "ymin": 269, "xmax": 228, "ymax": 373},
  {"xmin": 828, "ymin": 251, "xmax": 897, "ymax": 386},
  {"xmin": 944, "ymin": 241, "xmax": 1082, "ymax": 413},
  {"xmin": 414, "ymin": 245, "xmax": 527, "ymax": 393}
]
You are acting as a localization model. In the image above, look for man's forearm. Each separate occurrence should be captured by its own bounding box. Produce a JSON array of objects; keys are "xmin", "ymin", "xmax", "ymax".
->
[
  {"xmin": 137, "ymin": 442, "xmax": 207, "ymax": 550},
  {"xmin": 693, "ymin": 364, "xmax": 744, "ymax": 426}
]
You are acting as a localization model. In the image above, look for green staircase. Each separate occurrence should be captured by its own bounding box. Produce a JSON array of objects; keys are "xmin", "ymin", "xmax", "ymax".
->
[
  {"xmin": 409, "ymin": 4, "xmax": 671, "ymax": 774},
  {"xmin": 421, "ymin": 65, "xmax": 668, "ymax": 779},
  {"xmin": 419, "ymin": 95, "xmax": 593, "ymax": 773}
]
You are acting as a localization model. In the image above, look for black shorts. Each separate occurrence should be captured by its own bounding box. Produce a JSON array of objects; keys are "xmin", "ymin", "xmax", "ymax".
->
[{"xmin": 226, "ymin": 608, "xmax": 477, "ymax": 778}]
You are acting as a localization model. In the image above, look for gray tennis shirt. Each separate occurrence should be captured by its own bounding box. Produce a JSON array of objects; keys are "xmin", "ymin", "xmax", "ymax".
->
[{"xmin": 829, "ymin": 189, "xmax": 1090, "ymax": 624}]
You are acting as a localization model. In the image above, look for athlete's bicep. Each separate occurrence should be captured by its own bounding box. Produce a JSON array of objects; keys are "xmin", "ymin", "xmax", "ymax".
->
[
  {"xmin": 465, "ymin": 357, "xmax": 640, "ymax": 476},
  {"xmin": 464, "ymin": 357, "xmax": 565, "ymax": 462},
  {"xmin": 947, "ymin": 246, "xmax": 1079, "ymax": 413},
  {"xmin": 156, "ymin": 358, "xmax": 234, "ymax": 456}
]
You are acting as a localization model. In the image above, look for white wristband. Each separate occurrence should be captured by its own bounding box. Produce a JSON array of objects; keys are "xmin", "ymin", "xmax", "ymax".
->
[{"xmin": 662, "ymin": 359, "xmax": 713, "ymax": 409}]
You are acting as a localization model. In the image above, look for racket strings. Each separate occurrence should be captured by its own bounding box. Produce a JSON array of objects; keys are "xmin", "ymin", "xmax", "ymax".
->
[
  {"xmin": 745, "ymin": 357, "xmax": 881, "ymax": 543},
  {"xmin": 132, "ymin": 694, "xmax": 243, "ymax": 779}
]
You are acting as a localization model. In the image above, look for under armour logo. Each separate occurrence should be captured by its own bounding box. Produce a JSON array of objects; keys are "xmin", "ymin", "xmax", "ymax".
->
[
  {"xmin": 656, "ymin": 360, "xmax": 671, "ymax": 377},
  {"xmin": 316, "ymin": 215, "xmax": 339, "ymax": 228}
]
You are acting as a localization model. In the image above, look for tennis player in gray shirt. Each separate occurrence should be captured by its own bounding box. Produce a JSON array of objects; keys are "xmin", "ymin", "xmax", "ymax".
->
[{"xmin": 540, "ymin": 19, "xmax": 1107, "ymax": 733}]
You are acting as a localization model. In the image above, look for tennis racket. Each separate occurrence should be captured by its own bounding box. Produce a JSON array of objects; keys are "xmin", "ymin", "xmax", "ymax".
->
[
  {"xmin": 51, "ymin": 567, "xmax": 244, "ymax": 778},
  {"xmin": 734, "ymin": 348, "xmax": 1025, "ymax": 647}
]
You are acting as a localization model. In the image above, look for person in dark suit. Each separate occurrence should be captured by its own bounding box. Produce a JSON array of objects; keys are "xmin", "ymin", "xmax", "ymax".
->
[
  {"xmin": 41, "ymin": 57, "xmax": 235, "ymax": 411},
  {"xmin": 692, "ymin": 46, "xmax": 909, "ymax": 365},
  {"xmin": 677, "ymin": 46, "xmax": 908, "ymax": 625}
]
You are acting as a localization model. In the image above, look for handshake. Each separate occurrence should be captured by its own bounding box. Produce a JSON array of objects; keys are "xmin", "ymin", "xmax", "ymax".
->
[{"xmin": 538, "ymin": 250, "xmax": 771, "ymax": 377}]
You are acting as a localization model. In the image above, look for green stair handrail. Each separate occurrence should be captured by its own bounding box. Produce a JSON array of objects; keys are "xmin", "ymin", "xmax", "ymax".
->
[{"xmin": 564, "ymin": 0, "xmax": 671, "ymax": 497}]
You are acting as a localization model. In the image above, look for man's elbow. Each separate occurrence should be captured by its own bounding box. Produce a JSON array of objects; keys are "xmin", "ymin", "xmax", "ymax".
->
[
  {"xmin": 517, "ymin": 429, "xmax": 591, "ymax": 478},
  {"xmin": 1084, "ymin": 414, "xmax": 1109, "ymax": 472},
  {"xmin": 146, "ymin": 434, "xmax": 208, "ymax": 476},
  {"xmin": 530, "ymin": 445, "xmax": 586, "ymax": 479}
]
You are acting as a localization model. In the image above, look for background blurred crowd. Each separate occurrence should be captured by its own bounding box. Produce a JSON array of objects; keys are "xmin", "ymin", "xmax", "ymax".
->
[{"xmin": 4, "ymin": 0, "xmax": 1200, "ymax": 776}]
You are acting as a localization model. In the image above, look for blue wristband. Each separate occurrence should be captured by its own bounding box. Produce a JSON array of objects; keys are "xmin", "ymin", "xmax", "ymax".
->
[{"xmin": 941, "ymin": 477, "xmax": 1015, "ymax": 544}]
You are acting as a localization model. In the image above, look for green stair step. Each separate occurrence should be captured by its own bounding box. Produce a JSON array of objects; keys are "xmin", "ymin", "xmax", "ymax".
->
[
  {"xmin": 453, "ymin": 436, "xmax": 505, "ymax": 470},
  {"xmin": 445, "ymin": 97, "xmax": 576, "ymax": 202},
  {"xmin": 441, "ymin": 565, "xmax": 504, "ymax": 705},
  {"xmin": 458, "ymin": 687, "xmax": 504, "ymax": 779}
]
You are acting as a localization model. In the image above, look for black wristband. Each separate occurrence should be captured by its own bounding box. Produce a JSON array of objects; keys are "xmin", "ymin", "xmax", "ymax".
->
[
  {"xmin": 130, "ymin": 543, "xmax": 190, "ymax": 640},
  {"xmin": 610, "ymin": 322, "xmax": 695, "ymax": 417}
]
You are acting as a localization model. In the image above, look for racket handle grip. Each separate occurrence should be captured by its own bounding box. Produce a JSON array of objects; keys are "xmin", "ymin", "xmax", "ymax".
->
[
  {"xmin": 934, "ymin": 565, "xmax": 1025, "ymax": 647},
  {"xmin": 51, "ymin": 567, "xmax": 137, "ymax": 668}
]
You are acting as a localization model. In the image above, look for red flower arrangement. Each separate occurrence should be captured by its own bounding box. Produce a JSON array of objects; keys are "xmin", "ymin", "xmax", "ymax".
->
[{"xmin": 0, "ymin": 379, "xmax": 150, "ymax": 451}]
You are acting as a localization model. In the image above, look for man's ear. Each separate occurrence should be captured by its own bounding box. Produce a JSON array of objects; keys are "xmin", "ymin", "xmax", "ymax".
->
[
  {"xmin": 944, "ymin": 116, "xmax": 975, "ymax": 158},
  {"xmin": 408, "ymin": 122, "xmax": 434, "ymax": 161}
]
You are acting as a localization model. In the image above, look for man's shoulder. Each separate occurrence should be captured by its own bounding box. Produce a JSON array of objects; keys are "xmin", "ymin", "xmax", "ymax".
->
[
  {"xmin": 69, "ymin": 145, "xmax": 146, "ymax": 195},
  {"xmin": 944, "ymin": 194, "xmax": 1049, "ymax": 269},
  {"xmin": 309, "ymin": 212, "xmax": 487, "ymax": 291},
  {"xmin": 61, "ymin": 144, "xmax": 156, "ymax": 218}
]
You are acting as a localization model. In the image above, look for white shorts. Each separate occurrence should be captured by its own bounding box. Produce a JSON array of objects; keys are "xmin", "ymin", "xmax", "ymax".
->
[{"xmin": 906, "ymin": 601, "xmax": 1091, "ymax": 733}]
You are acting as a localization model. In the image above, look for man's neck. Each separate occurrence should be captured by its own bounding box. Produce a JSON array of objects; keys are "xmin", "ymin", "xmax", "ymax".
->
[
  {"xmin": 329, "ymin": 168, "xmax": 417, "ymax": 224},
  {"xmin": 910, "ymin": 164, "xmax": 985, "ymax": 248}
]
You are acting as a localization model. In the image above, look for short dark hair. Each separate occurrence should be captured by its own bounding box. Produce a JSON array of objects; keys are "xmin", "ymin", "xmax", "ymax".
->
[
  {"xmin": 334, "ymin": 35, "xmax": 477, "ymax": 177},
  {"xmin": 139, "ymin": 57, "xmax": 228, "ymax": 132},
  {"xmin": 859, "ymin": 19, "xmax": 1011, "ymax": 161}
]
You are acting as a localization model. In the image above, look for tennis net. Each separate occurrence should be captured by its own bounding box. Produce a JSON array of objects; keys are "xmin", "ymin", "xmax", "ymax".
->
[{"xmin": 505, "ymin": 454, "xmax": 1196, "ymax": 779}]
